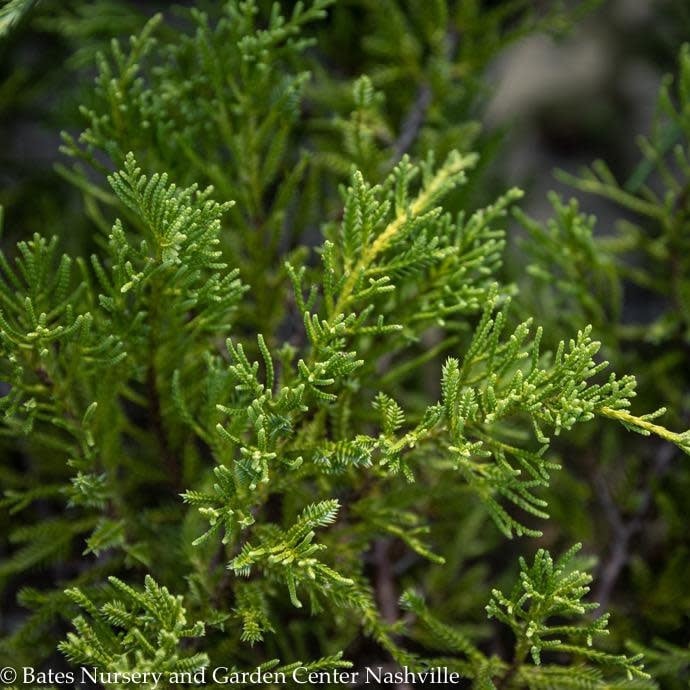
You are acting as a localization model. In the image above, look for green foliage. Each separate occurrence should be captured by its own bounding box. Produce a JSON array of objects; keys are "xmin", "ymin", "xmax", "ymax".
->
[
  {"xmin": 486, "ymin": 545, "xmax": 648, "ymax": 685},
  {"xmin": 555, "ymin": 42, "xmax": 690, "ymax": 348},
  {"xmin": 399, "ymin": 546, "xmax": 652, "ymax": 689},
  {"xmin": 631, "ymin": 639, "xmax": 690, "ymax": 689},
  {"xmin": 512, "ymin": 40, "xmax": 690, "ymax": 690},
  {"xmin": 59, "ymin": 0, "xmax": 334, "ymax": 333},
  {"xmin": 0, "ymin": 0, "xmax": 38, "ymax": 37},
  {"xmin": 59, "ymin": 575, "xmax": 208, "ymax": 676},
  {"xmin": 1, "ymin": 2, "xmax": 689, "ymax": 689}
]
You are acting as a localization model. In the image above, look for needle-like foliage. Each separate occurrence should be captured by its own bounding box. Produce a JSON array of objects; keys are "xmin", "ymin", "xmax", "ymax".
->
[
  {"xmin": 486, "ymin": 545, "xmax": 649, "ymax": 686},
  {"xmin": 1, "ymin": 2, "xmax": 688, "ymax": 688}
]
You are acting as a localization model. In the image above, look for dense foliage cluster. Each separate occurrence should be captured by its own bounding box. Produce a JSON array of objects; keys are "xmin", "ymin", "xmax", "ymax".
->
[{"xmin": 1, "ymin": 1, "xmax": 690, "ymax": 688}]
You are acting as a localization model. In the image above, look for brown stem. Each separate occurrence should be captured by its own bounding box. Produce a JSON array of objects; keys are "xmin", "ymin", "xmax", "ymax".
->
[
  {"xmin": 373, "ymin": 538, "xmax": 413, "ymax": 690},
  {"xmin": 389, "ymin": 83, "xmax": 432, "ymax": 164},
  {"xmin": 374, "ymin": 538, "xmax": 398, "ymax": 624},
  {"xmin": 594, "ymin": 444, "xmax": 674, "ymax": 608},
  {"xmin": 388, "ymin": 29, "xmax": 459, "ymax": 166},
  {"xmin": 495, "ymin": 637, "xmax": 529, "ymax": 690}
]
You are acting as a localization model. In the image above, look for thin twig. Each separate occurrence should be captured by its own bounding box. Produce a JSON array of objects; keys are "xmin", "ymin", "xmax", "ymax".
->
[
  {"xmin": 373, "ymin": 538, "xmax": 413, "ymax": 690},
  {"xmin": 594, "ymin": 444, "xmax": 675, "ymax": 609},
  {"xmin": 388, "ymin": 29, "xmax": 459, "ymax": 166},
  {"xmin": 374, "ymin": 538, "xmax": 398, "ymax": 624},
  {"xmin": 389, "ymin": 83, "xmax": 432, "ymax": 164}
]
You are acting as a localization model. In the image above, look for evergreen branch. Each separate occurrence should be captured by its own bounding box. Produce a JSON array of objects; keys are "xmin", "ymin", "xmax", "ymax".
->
[
  {"xmin": 599, "ymin": 406, "xmax": 690, "ymax": 455},
  {"xmin": 0, "ymin": 0, "xmax": 38, "ymax": 37},
  {"xmin": 487, "ymin": 545, "xmax": 650, "ymax": 686},
  {"xmin": 60, "ymin": 575, "xmax": 208, "ymax": 673},
  {"xmin": 2, "ymin": 1, "xmax": 688, "ymax": 683},
  {"xmin": 329, "ymin": 151, "xmax": 477, "ymax": 319},
  {"xmin": 555, "ymin": 165, "xmax": 667, "ymax": 221}
]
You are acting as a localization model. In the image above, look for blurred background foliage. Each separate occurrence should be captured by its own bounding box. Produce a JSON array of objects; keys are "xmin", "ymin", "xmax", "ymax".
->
[{"xmin": 2, "ymin": 0, "xmax": 690, "ymax": 686}]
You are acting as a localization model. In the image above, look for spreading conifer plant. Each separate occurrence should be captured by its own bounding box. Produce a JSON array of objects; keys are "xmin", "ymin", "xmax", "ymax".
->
[{"xmin": 1, "ymin": 1, "xmax": 690, "ymax": 689}]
